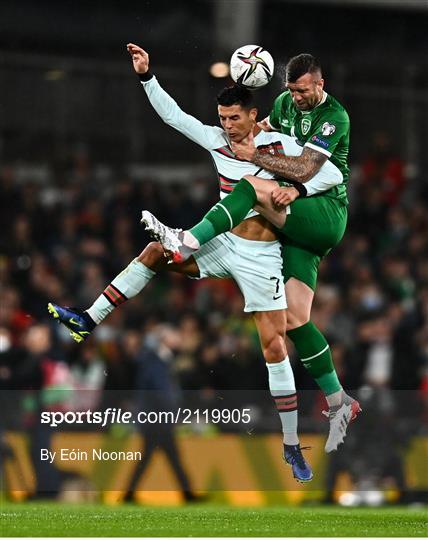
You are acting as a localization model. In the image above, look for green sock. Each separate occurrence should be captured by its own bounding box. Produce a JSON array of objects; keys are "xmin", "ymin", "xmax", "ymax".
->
[
  {"xmin": 189, "ymin": 179, "xmax": 257, "ymax": 245},
  {"xmin": 287, "ymin": 321, "xmax": 342, "ymax": 396},
  {"xmin": 188, "ymin": 219, "xmax": 217, "ymax": 245}
]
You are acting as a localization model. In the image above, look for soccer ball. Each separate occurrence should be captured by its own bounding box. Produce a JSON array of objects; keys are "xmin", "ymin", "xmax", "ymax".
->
[{"xmin": 230, "ymin": 45, "xmax": 274, "ymax": 89}]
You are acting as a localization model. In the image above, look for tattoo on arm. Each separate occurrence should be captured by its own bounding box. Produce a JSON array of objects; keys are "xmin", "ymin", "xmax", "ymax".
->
[{"xmin": 253, "ymin": 146, "xmax": 328, "ymax": 183}]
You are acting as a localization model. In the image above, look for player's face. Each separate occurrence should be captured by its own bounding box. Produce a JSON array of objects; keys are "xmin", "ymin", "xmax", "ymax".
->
[
  {"xmin": 218, "ymin": 105, "xmax": 257, "ymax": 142},
  {"xmin": 286, "ymin": 72, "xmax": 324, "ymax": 111}
]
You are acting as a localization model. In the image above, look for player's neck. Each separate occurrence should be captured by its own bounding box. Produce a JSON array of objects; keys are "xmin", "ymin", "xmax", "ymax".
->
[
  {"xmin": 314, "ymin": 90, "xmax": 327, "ymax": 109},
  {"xmin": 252, "ymin": 124, "xmax": 262, "ymax": 137}
]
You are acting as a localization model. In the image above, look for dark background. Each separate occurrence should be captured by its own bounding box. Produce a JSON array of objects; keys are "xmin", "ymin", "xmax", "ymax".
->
[
  {"xmin": 0, "ymin": 0, "xmax": 427, "ymax": 500},
  {"xmin": 1, "ymin": 0, "xmax": 427, "ymax": 166}
]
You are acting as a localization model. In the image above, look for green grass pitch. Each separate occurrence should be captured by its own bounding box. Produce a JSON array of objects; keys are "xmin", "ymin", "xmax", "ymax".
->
[{"xmin": 1, "ymin": 502, "xmax": 427, "ymax": 537}]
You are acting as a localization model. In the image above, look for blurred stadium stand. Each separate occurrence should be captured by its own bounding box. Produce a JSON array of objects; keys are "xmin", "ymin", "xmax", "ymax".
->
[{"xmin": 0, "ymin": 0, "xmax": 427, "ymax": 503}]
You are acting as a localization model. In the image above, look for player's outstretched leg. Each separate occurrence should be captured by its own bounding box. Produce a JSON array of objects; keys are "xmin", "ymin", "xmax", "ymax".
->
[
  {"xmin": 140, "ymin": 178, "xmax": 259, "ymax": 262},
  {"xmin": 48, "ymin": 256, "xmax": 156, "ymax": 342}
]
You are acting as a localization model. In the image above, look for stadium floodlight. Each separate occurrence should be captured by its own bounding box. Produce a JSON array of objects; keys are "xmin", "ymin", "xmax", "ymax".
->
[{"xmin": 209, "ymin": 62, "xmax": 229, "ymax": 78}]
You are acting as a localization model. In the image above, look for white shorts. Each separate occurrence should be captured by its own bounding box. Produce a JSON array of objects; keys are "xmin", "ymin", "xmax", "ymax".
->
[{"xmin": 193, "ymin": 232, "xmax": 286, "ymax": 313}]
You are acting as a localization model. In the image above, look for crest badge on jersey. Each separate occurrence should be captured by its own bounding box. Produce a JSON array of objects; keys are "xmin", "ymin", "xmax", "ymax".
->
[
  {"xmin": 301, "ymin": 118, "xmax": 311, "ymax": 135},
  {"xmin": 321, "ymin": 122, "xmax": 336, "ymax": 136}
]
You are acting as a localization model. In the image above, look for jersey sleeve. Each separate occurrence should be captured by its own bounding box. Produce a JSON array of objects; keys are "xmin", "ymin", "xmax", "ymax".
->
[
  {"xmin": 304, "ymin": 160, "xmax": 343, "ymax": 196},
  {"xmin": 304, "ymin": 109, "xmax": 349, "ymax": 157},
  {"xmin": 141, "ymin": 76, "xmax": 224, "ymax": 150}
]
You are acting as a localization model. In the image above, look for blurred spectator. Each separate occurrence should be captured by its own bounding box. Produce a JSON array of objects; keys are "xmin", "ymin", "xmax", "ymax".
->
[
  {"xmin": 22, "ymin": 324, "xmax": 72, "ymax": 498},
  {"xmin": 1, "ymin": 153, "xmax": 426, "ymax": 500},
  {"xmin": 123, "ymin": 324, "xmax": 203, "ymax": 503},
  {"xmin": 360, "ymin": 132, "xmax": 406, "ymax": 207}
]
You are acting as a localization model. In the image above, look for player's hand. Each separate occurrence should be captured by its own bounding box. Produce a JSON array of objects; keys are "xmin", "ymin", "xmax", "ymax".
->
[
  {"xmin": 271, "ymin": 186, "xmax": 299, "ymax": 208},
  {"xmin": 127, "ymin": 43, "xmax": 150, "ymax": 74},
  {"xmin": 230, "ymin": 131, "xmax": 256, "ymax": 161},
  {"xmin": 257, "ymin": 117, "xmax": 273, "ymax": 132}
]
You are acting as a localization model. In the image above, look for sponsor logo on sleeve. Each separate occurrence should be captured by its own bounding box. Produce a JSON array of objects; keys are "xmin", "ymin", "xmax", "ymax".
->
[
  {"xmin": 311, "ymin": 135, "xmax": 330, "ymax": 149},
  {"xmin": 321, "ymin": 122, "xmax": 336, "ymax": 136}
]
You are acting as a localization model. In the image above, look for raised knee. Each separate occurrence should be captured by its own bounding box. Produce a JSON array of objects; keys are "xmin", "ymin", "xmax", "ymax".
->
[
  {"xmin": 286, "ymin": 310, "xmax": 309, "ymax": 331},
  {"xmin": 242, "ymin": 174, "xmax": 256, "ymax": 185}
]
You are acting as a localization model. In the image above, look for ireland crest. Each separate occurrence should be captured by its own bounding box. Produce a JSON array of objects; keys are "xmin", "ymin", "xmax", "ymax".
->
[{"xmin": 301, "ymin": 117, "xmax": 311, "ymax": 136}]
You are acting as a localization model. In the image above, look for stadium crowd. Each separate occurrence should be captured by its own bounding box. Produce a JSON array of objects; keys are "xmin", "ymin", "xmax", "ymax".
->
[{"xmin": 1, "ymin": 134, "xmax": 427, "ymax": 431}]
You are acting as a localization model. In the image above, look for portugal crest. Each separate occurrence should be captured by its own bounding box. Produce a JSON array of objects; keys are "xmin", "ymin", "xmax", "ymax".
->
[{"xmin": 301, "ymin": 117, "xmax": 311, "ymax": 136}]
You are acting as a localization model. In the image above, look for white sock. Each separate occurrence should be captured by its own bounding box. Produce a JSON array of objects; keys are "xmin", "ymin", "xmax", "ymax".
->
[
  {"xmin": 182, "ymin": 231, "xmax": 200, "ymax": 250},
  {"xmin": 86, "ymin": 259, "xmax": 155, "ymax": 324},
  {"xmin": 325, "ymin": 390, "xmax": 344, "ymax": 408},
  {"xmin": 266, "ymin": 357, "xmax": 299, "ymax": 446}
]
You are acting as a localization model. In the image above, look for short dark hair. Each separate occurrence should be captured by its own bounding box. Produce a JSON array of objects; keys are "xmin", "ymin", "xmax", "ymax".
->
[
  {"xmin": 216, "ymin": 85, "xmax": 255, "ymax": 109},
  {"xmin": 286, "ymin": 54, "xmax": 322, "ymax": 83}
]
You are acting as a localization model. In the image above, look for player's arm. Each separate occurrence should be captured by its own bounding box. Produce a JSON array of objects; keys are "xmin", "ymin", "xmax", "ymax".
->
[
  {"xmin": 258, "ymin": 145, "xmax": 327, "ymax": 182},
  {"xmin": 239, "ymin": 129, "xmax": 343, "ymax": 205},
  {"xmin": 233, "ymin": 136, "xmax": 327, "ymax": 183},
  {"xmin": 127, "ymin": 43, "xmax": 222, "ymax": 150},
  {"xmin": 260, "ymin": 149, "xmax": 341, "ymax": 207}
]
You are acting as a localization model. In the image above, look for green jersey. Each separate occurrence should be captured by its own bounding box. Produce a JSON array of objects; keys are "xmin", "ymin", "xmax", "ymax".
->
[{"xmin": 269, "ymin": 90, "xmax": 350, "ymax": 203}]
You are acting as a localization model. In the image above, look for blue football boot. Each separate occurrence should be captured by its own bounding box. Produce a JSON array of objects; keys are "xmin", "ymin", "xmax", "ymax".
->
[
  {"xmin": 284, "ymin": 444, "xmax": 313, "ymax": 483},
  {"xmin": 47, "ymin": 303, "xmax": 95, "ymax": 343}
]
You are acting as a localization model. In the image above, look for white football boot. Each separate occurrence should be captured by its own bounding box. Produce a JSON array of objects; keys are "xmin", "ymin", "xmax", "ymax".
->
[
  {"xmin": 323, "ymin": 395, "xmax": 362, "ymax": 453},
  {"xmin": 140, "ymin": 210, "xmax": 194, "ymax": 263}
]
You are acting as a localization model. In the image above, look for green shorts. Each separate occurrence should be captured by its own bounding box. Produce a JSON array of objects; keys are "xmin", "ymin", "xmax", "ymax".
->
[{"xmin": 278, "ymin": 195, "xmax": 348, "ymax": 291}]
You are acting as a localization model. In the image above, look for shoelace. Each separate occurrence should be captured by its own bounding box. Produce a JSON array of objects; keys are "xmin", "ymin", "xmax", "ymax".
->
[
  {"xmin": 322, "ymin": 408, "xmax": 350, "ymax": 435},
  {"xmin": 288, "ymin": 446, "xmax": 311, "ymax": 468},
  {"xmin": 145, "ymin": 221, "xmax": 182, "ymax": 260},
  {"xmin": 145, "ymin": 215, "xmax": 182, "ymax": 238},
  {"xmin": 160, "ymin": 222, "xmax": 182, "ymax": 236},
  {"xmin": 166, "ymin": 229, "xmax": 184, "ymax": 262},
  {"xmin": 159, "ymin": 225, "xmax": 183, "ymax": 252},
  {"xmin": 322, "ymin": 404, "xmax": 355, "ymax": 421}
]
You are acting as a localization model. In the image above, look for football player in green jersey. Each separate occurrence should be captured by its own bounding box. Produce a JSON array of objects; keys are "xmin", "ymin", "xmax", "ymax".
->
[{"xmin": 148, "ymin": 54, "xmax": 361, "ymax": 452}]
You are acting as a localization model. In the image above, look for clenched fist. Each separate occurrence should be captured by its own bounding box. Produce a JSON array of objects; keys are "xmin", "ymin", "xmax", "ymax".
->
[{"xmin": 127, "ymin": 43, "xmax": 150, "ymax": 74}]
